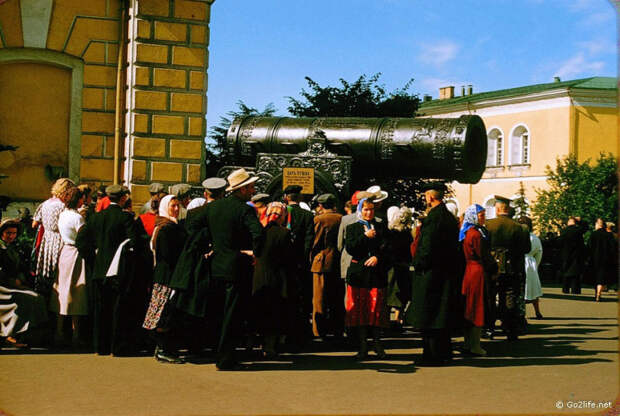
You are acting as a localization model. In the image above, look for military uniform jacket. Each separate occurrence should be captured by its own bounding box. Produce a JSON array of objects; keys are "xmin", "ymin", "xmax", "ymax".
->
[
  {"xmin": 77, "ymin": 203, "xmax": 137, "ymax": 281},
  {"xmin": 406, "ymin": 202, "xmax": 460, "ymax": 329},
  {"xmin": 310, "ymin": 211, "xmax": 342, "ymax": 273},
  {"xmin": 486, "ymin": 214, "xmax": 531, "ymax": 275},
  {"xmin": 192, "ymin": 194, "xmax": 264, "ymax": 281},
  {"xmin": 288, "ymin": 204, "xmax": 315, "ymax": 265}
]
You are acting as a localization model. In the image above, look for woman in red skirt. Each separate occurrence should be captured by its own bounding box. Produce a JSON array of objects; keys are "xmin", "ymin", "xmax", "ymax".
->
[
  {"xmin": 345, "ymin": 198, "xmax": 390, "ymax": 360},
  {"xmin": 459, "ymin": 204, "xmax": 497, "ymax": 356}
]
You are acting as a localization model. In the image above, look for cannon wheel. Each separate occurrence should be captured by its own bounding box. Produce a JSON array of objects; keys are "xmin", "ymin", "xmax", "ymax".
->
[{"xmin": 264, "ymin": 170, "xmax": 341, "ymax": 207}]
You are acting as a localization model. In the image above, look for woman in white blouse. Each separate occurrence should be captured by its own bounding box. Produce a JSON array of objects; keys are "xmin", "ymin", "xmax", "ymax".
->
[{"xmin": 51, "ymin": 186, "xmax": 88, "ymax": 347}]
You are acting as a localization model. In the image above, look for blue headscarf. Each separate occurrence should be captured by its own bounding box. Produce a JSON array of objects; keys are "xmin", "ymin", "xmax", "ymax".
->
[
  {"xmin": 459, "ymin": 204, "xmax": 487, "ymax": 241},
  {"xmin": 356, "ymin": 198, "xmax": 374, "ymax": 230}
]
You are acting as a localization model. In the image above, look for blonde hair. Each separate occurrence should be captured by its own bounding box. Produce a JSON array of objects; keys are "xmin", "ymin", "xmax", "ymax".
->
[{"xmin": 51, "ymin": 178, "xmax": 76, "ymax": 201}]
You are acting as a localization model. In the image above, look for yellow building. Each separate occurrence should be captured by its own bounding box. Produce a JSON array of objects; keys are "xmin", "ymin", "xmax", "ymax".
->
[
  {"xmin": 418, "ymin": 77, "xmax": 618, "ymax": 217},
  {"xmin": 0, "ymin": 0, "xmax": 213, "ymax": 215}
]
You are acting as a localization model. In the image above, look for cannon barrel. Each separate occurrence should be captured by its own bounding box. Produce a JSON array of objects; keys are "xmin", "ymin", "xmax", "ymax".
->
[{"xmin": 226, "ymin": 115, "xmax": 487, "ymax": 184}]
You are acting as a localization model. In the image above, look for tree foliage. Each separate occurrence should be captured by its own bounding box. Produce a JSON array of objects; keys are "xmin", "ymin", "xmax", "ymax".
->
[
  {"xmin": 532, "ymin": 153, "xmax": 617, "ymax": 235},
  {"xmin": 287, "ymin": 73, "xmax": 419, "ymax": 118},
  {"xmin": 512, "ymin": 181, "xmax": 530, "ymax": 219},
  {"xmin": 205, "ymin": 100, "xmax": 276, "ymax": 176}
]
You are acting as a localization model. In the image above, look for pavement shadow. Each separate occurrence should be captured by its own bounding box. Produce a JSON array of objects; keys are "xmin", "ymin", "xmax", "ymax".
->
[{"xmin": 542, "ymin": 293, "xmax": 618, "ymax": 302}]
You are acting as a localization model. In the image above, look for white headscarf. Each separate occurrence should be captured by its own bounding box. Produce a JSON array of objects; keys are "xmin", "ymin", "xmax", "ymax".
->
[{"xmin": 158, "ymin": 194, "xmax": 178, "ymax": 223}]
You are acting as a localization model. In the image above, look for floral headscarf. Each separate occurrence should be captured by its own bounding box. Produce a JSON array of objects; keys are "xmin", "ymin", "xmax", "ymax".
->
[
  {"xmin": 459, "ymin": 203, "xmax": 487, "ymax": 241},
  {"xmin": 264, "ymin": 201, "xmax": 287, "ymax": 226}
]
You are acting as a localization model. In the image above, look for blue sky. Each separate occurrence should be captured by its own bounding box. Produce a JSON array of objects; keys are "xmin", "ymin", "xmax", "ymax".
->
[{"xmin": 206, "ymin": 0, "xmax": 617, "ymax": 130}]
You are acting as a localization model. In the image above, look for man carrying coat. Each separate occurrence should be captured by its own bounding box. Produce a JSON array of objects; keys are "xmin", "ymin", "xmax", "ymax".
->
[
  {"xmin": 77, "ymin": 184, "xmax": 137, "ymax": 355},
  {"xmin": 406, "ymin": 182, "xmax": 460, "ymax": 366}
]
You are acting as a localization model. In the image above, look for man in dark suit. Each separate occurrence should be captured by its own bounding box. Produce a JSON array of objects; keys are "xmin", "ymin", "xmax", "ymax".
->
[
  {"xmin": 310, "ymin": 193, "xmax": 343, "ymax": 339},
  {"xmin": 558, "ymin": 216, "xmax": 586, "ymax": 295},
  {"xmin": 185, "ymin": 177, "xmax": 227, "ymax": 234},
  {"xmin": 283, "ymin": 184, "xmax": 315, "ymax": 346},
  {"xmin": 406, "ymin": 182, "xmax": 460, "ymax": 366},
  {"xmin": 190, "ymin": 168, "xmax": 263, "ymax": 370},
  {"xmin": 485, "ymin": 195, "xmax": 531, "ymax": 341},
  {"xmin": 77, "ymin": 184, "xmax": 137, "ymax": 355}
]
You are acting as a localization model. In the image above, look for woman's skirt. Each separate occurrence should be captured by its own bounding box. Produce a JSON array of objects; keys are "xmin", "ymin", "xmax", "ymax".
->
[
  {"xmin": 0, "ymin": 286, "xmax": 48, "ymax": 337},
  {"xmin": 50, "ymin": 244, "xmax": 88, "ymax": 315},
  {"xmin": 345, "ymin": 285, "xmax": 389, "ymax": 327},
  {"xmin": 524, "ymin": 256, "xmax": 543, "ymax": 301},
  {"xmin": 143, "ymin": 283, "xmax": 174, "ymax": 330},
  {"xmin": 462, "ymin": 261, "xmax": 485, "ymax": 327}
]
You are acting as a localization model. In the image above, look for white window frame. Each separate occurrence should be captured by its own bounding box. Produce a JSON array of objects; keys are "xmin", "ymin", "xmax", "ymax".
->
[
  {"xmin": 508, "ymin": 123, "xmax": 531, "ymax": 166},
  {"xmin": 486, "ymin": 126, "xmax": 504, "ymax": 167},
  {"xmin": 483, "ymin": 195, "xmax": 497, "ymax": 219}
]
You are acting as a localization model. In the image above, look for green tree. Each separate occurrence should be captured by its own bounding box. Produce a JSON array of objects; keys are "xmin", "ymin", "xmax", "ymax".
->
[
  {"xmin": 532, "ymin": 153, "xmax": 617, "ymax": 235},
  {"xmin": 287, "ymin": 73, "xmax": 419, "ymax": 118},
  {"xmin": 512, "ymin": 181, "xmax": 530, "ymax": 219},
  {"xmin": 287, "ymin": 73, "xmax": 428, "ymax": 208},
  {"xmin": 205, "ymin": 100, "xmax": 277, "ymax": 176}
]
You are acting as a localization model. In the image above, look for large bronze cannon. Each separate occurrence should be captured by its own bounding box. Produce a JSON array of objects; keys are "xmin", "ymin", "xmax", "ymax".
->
[{"xmin": 223, "ymin": 115, "xmax": 487, "ymax": 196}]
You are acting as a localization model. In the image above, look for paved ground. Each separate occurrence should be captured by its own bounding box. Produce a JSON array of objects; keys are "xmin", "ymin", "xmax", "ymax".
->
[{"xmin": 0, "ymin": 286, "xmax": 618, "ymax": 416}]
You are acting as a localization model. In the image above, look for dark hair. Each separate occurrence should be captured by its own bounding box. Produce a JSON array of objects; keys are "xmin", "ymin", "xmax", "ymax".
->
[
  {"xmin": 361, "ymin": 199, "xmax": 375, "ymax": 208},
  {"xmin": 65, "ymin": 187, "xmax": 84, "ymax": 209},
  {"xmin": 518, "ymin": 216, "xmax": 533, "ymax": 231},
  {"xmin": 321, "ymin": 199, "xmax": 335, "ymax": 210},
  {"xmin": 150, "ymin": 193, "xmax": 162, "ymax": 212},
  {"xmin": 344, "ymin": 200, "xmax": 353, "ymax": 211}
]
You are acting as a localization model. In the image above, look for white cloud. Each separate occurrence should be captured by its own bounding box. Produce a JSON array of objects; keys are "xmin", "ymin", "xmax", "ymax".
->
[
  {"xmin": 553, "ymin": 52, "xmax": 605, "ymax": 79},
  {"xmin": 577, "ymin": 38, "xmax": 615, "ymax": 55},
  {"xmin": 417, "ymin": 40, "xmax": 459, "ymax": 67}
]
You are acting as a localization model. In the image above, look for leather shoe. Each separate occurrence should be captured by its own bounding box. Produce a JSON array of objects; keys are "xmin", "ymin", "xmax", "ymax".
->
[{"xmin": 155, "ymin": 347, "xmax": 184, "ymax": 364}]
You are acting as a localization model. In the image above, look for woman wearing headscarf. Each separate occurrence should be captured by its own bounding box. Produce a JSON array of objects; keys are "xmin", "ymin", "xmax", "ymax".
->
[
  {"xmin": 344, "ymin": 197, "xmax": 390, "ymax": 359},
  {"xmin": 51, "ymin": 186, "xmax": 89, "ymax": 347},
  {"xmin": 251, "ymin": 201, "xmax": 294, "ymax": 358},
  {"xmin": 142, "ymin": 195, "xmax": 187, "ymax": 363},
  {"xmin": 459, "ymin": 204, "xmax": 497, "ymax": 356},
  {"xmin": 32, "ymin": 178, "xmax": 75, "ymax": 296},
  {"xmin": 386, "ymin": 206, "xmax": 414, "ymax": 327}
]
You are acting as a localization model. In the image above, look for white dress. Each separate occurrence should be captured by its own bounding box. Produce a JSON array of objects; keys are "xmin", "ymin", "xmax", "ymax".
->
[
  {"xmin": 524, "ymin": 232, "xmax": 543, "ymax": 301},
  {"xmin": 49, "ymin": 209, "xmax": 88, "ymax": 315}
]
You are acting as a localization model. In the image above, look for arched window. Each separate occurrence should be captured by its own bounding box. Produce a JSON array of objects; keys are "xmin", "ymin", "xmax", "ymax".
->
[
  {"xmin": 483, "ymin": 195, "xmax": 496, "ymax": 219},
  {"xmin": 445, "ymin": 198, "xmax": 460, "ymax": 218},
  {"xmin": 486, "ymin": 127, "xmax": 503, "ymax": 167},
  {"xmin": 510, "ymin": 124, "xmax": 530, "ymax": 165}
]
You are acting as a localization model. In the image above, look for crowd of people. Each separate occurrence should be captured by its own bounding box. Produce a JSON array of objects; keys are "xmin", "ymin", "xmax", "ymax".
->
[{"xmin": 0, "ymin": 170, "xmax": 616, "ymax": 369}]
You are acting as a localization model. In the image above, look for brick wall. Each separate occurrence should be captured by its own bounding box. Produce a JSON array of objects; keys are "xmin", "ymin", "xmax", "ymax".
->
[{"xmin": 128, "ymin": 0, "xmax": 212, "ymax": 204}]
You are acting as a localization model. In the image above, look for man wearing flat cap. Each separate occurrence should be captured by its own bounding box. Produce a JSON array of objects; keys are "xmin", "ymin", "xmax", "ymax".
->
[
  {"xmin": 485, "ymin": 195, "xmax": 530, "ymax": 341},
  {"xmin": 170, "ymin": 183, "xmax": 192, "ymax": 223},
  {"xmin": 310, "ymin": 193, "xmax": 344, "ymax": 339},
  {"xmin": 140, "ymin": 183, "xmax": 165, "ymax": 214},
  {"xmin": 188, "ymin": 168, "xmax": 264, "ymax": 370},
  {"xmin": 405, "ymin": 182, "xmax": 460, "ymax": 366},
  {"xmin": 76, "ymin": 183, "xmax": 138, "ymax": 355},
  {"xmin": 283, "ymin": 184, "xmax": 315, "ymax": 346},
  {"xmin": 185, "ymin": 177, "xmax": 227, "ymax": 233}
]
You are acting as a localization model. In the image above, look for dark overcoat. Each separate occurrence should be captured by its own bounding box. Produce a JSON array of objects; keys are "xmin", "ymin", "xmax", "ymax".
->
[
  {"xmin": 151, "ymin": 220, "xmax": 187, "ymax": 286},
  {"xmin": 77, "ymin": 203, "xmax": 138, "ymax": 280},
  {"xmin": 405, "ymin": 203, "xmax": 460, "ymax": 330},
  {"xmin": 589, "ymin": 228, "xmax": 617, "ymax": 285},
  {"xmin": 345, "ymin": 219, "xmax": 389, "ymax": 288},
  {"xmin": 557, "ymin": 224, "xmax": 586, "ymax": 278},
  {"xmin": 288, "ymin": 204, "xmax": 315, "ymax": 265},
  {"xmin": 190, "ymin": 194, "xmax": 264, "ymax": 281}
]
